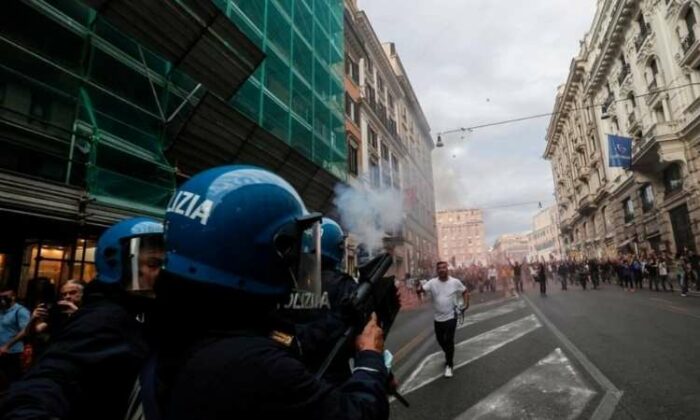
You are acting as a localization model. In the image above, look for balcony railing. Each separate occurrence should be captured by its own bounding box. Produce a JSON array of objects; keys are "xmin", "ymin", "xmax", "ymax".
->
[{"xmin": 617, "ymin": 63, "xmax": 631, "ymax": 86}]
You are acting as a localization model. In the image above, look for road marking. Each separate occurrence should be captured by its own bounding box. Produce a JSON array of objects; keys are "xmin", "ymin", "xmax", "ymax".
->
[
  {"xmin": 458, "ymin": 300, "xmax": 526, "ymax": 330},
  {"xmin": 394, "ymin": 297, "xmax": 523, "ymax": 363},
  {"xmin": 454, "ymin": 348, "xmax": 597, "ymax": 420},
  {"xmin": 393, "ymin": 329, "xmax": 433, "ymax": 363},
  {"xmin": 521, "ymin": 293, "xmax": 622, "ymax": 420},
  {"xmin": 399, "ymin": 315, "xmax": 541, "ymax": 395}
]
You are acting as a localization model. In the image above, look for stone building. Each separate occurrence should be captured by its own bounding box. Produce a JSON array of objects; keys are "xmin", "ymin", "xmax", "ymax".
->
[
  {"xmin": 545, "ymin": 0, "xmax": 700, "ymax": 259},
  {"xmin": 527, "ymin": 206, "xmax": 563, "ymax": 261},
  {"xmin": 344, "ymin": 0, "xmax": 438, "ymax": 276},
  {"xmin": 492, "ymin": 234, "xmax": 530, "ymax": 264},
  {"xmin": 436, "ymin": 209, "xmax": 487, "ymax": 267}
]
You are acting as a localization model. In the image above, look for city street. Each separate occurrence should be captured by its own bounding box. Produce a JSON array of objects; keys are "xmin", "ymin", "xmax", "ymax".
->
[{"xmin": 387, "ymin": 284, "xmax": 700, "ymax": 420}]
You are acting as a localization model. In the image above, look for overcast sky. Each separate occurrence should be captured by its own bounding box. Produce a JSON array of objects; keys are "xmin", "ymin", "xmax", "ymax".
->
[{"xmin": 359, "ymin": 0, "xmax": 597, "ymax": 246}]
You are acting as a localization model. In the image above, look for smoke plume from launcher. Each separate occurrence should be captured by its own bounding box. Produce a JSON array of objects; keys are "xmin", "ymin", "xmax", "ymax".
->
[{"xmin": 333, "ymin": 184, "xmax": 404, "ymax": 252}]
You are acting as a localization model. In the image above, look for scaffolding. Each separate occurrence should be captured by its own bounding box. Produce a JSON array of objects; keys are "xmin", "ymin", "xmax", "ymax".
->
[
  {"xmin": 223, "ymin": 0, "xmax": 347, "ymax": 180},
  {"xmin": 0, "ymin": 0, "xmax": 206, "ymax": 215}
]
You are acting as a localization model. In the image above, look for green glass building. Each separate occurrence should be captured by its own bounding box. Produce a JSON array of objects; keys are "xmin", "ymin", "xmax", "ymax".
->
[{"xmin": 0, "ymin": 0, "xmax": 345, "ymax": 293}]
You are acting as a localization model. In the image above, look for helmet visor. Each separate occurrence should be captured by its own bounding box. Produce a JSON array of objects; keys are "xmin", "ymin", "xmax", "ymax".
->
[
  {"xmin": 122, "ymin": 234, "xmax": 165, "ymax": 294},
  {"xmin": 295, "ymin": 222, "xmax": 323, "ymax": 299}
]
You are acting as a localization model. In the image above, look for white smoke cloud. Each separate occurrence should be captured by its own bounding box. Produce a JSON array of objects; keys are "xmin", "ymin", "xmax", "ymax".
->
[{"xmin": 333, "ymin": 184, "xmax": 404, "ymax": 251}]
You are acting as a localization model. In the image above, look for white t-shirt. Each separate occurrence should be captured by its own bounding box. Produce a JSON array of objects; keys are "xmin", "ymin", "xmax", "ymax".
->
[{"xmin": 423, "ymin": 277, "xmax": 467, "ymax": 322}]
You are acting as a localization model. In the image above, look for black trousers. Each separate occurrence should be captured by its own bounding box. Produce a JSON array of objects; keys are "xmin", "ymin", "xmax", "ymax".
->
[
  {"xmin": 539, "ymin": 279, "xmax": 547, "ymax": 295},
  {"xmin": 434, "ymin": 318, "xmax": 457, "ymax": 367}
]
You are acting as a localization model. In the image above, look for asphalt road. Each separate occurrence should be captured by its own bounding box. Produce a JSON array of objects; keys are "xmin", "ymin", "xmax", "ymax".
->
[{"xmin": 385, "ymin": 280, "xmax": 700, "ymax": 420}]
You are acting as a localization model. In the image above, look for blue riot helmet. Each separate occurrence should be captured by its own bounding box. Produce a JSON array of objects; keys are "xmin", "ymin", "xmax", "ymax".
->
[
  {"xmin": 162, "ymin": 165, "xmax": 322, "ymax": 296},
  {"xmin": 315, "ymin": 217, "xmax": 346, "ymax": 270},
  {"xmin": 95, "ymin": 217, "xmax": 164, "ymax": 293}
]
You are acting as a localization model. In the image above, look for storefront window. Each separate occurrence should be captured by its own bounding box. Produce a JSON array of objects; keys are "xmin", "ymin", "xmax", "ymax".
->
[
  {"xmin": 19, "ymin": 238, "xmax": 97, "ymax": 298},
  {"xmin": 73, "ymin": 239, "xmax": 97, "ymax": 282}
]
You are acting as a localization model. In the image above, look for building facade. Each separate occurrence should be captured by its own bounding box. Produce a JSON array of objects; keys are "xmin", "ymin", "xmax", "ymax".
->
[
  {"xmin": 436, "ymin": 209, "xmax": 487, "ymax": 267},
  {"xmin": 491, "ymin": 234, "xmax": 530, "ymax": 264},
  {"xmin": 527, "ymin": 206, "xmax": 563, "ymax": 261},
  {"xmin": 343, "ymin": 0, "xmax": 438, "ymax": 277},
  {"xmin": 546, "ymin": 0, "xmax": 700, "ymax": 259},
  {"xmin": 0, "ymin": 0, "xmax": 345, "ymax": 294}
]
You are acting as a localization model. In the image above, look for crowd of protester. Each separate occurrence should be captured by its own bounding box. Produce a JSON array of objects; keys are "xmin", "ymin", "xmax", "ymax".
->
[
  {"xmin": 405, "ymin": 247, "xmax": 700, "ymax": 300},
  {"xmin": 0, "ymin": 278, "xmax": 85, "ymax": 392}
]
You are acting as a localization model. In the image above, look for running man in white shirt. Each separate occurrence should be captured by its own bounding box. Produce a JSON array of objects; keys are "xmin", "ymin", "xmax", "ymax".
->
[{"xmin": 420, "ymin": 261, "xmax": 470, "ymax": 378}]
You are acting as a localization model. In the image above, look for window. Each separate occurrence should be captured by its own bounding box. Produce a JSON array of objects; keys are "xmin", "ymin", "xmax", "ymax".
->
[
  {"xmin": 685, "ymin": 7, "xmax": 697, "ymax": 43},
  {"xmin": 377, "ymin": 76, "xmax": 385, "ymax": 95},
  {"xmin": 664, "ymin": 163, "xmax": 683, "ymax": 193},
  {"xmin": 368, "ymin": 127, "xmax": 378, "ymax": 149},
  {"xmin": 654, "ymin": 104, "xmax": 665, "ymax": 123},
  {"xmin": 381, "ymin": 143, "xmax": 389, "ymax": 161},
  {"xmin": 627, "ymin": 92, "xmax": 636, "ymax": 110},
  {"xmin": 345, "ymin": 93, "xmax": 359, "ymax": 125},
  {"xmin": 347, "ymin": 140, "xmax": 359, "ymax": 176},
  {"xmin": 365, "ymin": 84, "xmax": 375, "ymax": 107},
  {"xmin": 640, "ymin": 184, "xmax": 655, "ymax": 212},
  {"xmin": 623, "ymin": 197, "xmax": 635, "ymax": 223},
  {"xmin": 345, "ymin": 55, "xmax": 359, "ymax": 84},
  {"xmin": 638, "ymin": 14, "xmax": 647, "ymax": 36},
  {"xmin": 648, "ymin": 58, "xmax": 660, "ymax": 88},
  {"xmin": 369, "ymin": 158, "xmax": 380, "ymax": 188}
]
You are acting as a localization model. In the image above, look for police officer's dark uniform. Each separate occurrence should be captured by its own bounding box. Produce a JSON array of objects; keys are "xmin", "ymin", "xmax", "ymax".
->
[
  {"xmin": 151, "ymin": 166, "xmax": 389, "ymax": 420},
  {"xmin": 1, "ymin": 218, "xmax": 163, "ymax": 420}
]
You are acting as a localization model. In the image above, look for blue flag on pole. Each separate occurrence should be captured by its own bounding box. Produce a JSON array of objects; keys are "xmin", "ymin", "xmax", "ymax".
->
[{"xmin": 608, "ymin": 135, "xmax": 632, "ymax": 168}]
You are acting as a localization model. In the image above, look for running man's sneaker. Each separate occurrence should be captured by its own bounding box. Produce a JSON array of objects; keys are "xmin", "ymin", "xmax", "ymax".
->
[
  {"xmin": 444, "ymin": 366, "xmax": 453, "ymax": 378},
  {"xmin": 681, "ymin": 293, "xmax": 688, "ymax": 297}
]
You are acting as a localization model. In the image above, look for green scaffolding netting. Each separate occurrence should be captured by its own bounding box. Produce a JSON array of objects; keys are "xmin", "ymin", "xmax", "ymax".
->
[
  {"xmin": 0, "ymin": 0, "xmax": 209, "ymax": 215},
  {"xmin": 223, "ymin": 0, "xmax": 347, "ymax": 181},
  {"xmin": 0, "ymin": 0, "xmax": 346, "ymax": 217}
]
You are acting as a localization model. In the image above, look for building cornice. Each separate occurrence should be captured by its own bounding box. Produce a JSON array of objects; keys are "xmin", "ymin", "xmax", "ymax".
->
[{"xmin": 585, "ymin": 0, "xmax": 638, "ymax": 95}]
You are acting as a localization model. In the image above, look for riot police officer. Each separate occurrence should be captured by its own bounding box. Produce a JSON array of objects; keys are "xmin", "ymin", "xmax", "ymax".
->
[
  {"xmin": 1, "ymin": 217, "xmax": 164, "ymax": 420},
  {"xmin": 291, "ymin": 217, "xmax": 358, "ymax": 384},
  {"xmin": 150, "ymin": 165, "xmax": 389, "ymax": 420}
]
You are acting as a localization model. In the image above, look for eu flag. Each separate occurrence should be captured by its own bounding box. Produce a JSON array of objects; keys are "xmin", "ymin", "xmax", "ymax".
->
[{"xmin": 608, "ymin": 135, "xmax": 632, "ymax": 168}]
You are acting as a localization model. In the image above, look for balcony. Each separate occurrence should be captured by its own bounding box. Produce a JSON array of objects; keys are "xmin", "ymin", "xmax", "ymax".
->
[
  {"xmin": 617, "ymin": 63, "xmax": 631, "ymax": 86},
  {"xmin": 680, "ymin": 30, "xmax": 700, "ymax": 69},
  {"xmin": 635, "ymin": 24, "xmax": 651, "ymax": 52},
  {"xmin": 578, "ymin": 193, "xmax": 597, "ymax": 215},
  {"xmin": 632, "ymin": 121, "xmax": 683, "ymax": 173}
]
